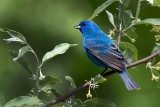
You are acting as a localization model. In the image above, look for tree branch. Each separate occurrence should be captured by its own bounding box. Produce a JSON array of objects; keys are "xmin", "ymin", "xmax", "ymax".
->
[
  {"xmin": 103, "ymin": 50, "xmax": 160, "ymax": 76},
  {"xmin": 43, "ymin": 50, "xmax": 160, "ymax": 107}
]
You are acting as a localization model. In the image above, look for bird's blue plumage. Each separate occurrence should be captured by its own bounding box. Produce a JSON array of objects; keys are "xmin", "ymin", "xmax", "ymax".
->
[{"xmin": 75, "ymin": 20, "xmax": 140, "ymax": 90}]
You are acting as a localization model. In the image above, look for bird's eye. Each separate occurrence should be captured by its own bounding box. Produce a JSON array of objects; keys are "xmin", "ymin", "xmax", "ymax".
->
[{"xmin": 81, "ymin": 23, "xmax": 86, "ymax": 26}]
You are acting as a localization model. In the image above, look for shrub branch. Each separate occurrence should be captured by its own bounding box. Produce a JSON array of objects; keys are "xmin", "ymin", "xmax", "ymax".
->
[{"xmin": 43, "ymin": 50, "xmax": 160, "ymax": 107}]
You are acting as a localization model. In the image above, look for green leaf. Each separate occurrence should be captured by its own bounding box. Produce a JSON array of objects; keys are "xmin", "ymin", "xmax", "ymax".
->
[
  {"xmin": 125, "ymin": 10, "xmax": 134, "ymax": 18},
  {"xmin": 121, "ymin": 0, "xmax": 130, "ymax": 7},
  {"xmin": 73, "ymin": 99, "xmax": 84, "ymax": 107},
  {"xmin": 152, "ymin": 43, "xmax": 160, "ymax": 54},
  {"xmin": 13, "ymin": 46, "xmax": 31, "ymax": 62},
  {"xmin": 125, "ymin": 28, "xmax": 138, "ymax": 39},
  {"xmin": 139, "ymin": 18, "xmax": 160, "ymax": 25},
  {"xmin": 40, "ymin": 76, "xmax": 61, "ymax": 92},
  {"xmin": 123, "ymin": 10, "xmax": 131, "ymax": 27},
  {"xmin": 118, "ymin": 2, "xmax": 125, "ymax": 20},
  {"xmin": 127, "ymin": 19, "xmax": 141, "ymax": 29},
  {"xmin": 74, "ymin": 99, "xmax": 84, "ymax": 107},
  {"xmin": 51, "ymin": 89, "xmax": 62, "ymax": 98},
  {"xmin": 4, "ymin": 96, "xmax": 43, "ymax": 107},
  {"xmin": 114, "ymin": 15, "xmax": 121, "ymax": 28},
  {"xmin": 83, "ymin": 98, "xmax": 116, "ymax": 107},
  {"xmin": 9, "ymin": 51, "xmax": 33, "ymax": 76},
  {"xmin": 0, "ymin": 28, "xmax": 26, "ymax": 44},
  {"xmin": 151, "ymin": 43, "xmax": 160, "ymax": 64},
  {"xmin": 65, "ymin": 76, "xmax": 76, "ymax": 91},
  {"xmin": 0, "ymin": 92, "xmax": 5, "ymax": 107},
  {"xmin": 42, "ymin": 43, "xmax": 77, "ymax": 64},
  {"xmin": 64, "ymin": 76, "xmax": 78, "ymax": 107},
  {"xmin": 120, "ymin": 42, "xmax": 138, "ymax": 63},
  {"xmin": 123, "ymin": 49, "xmax": 134, "ymax": 63},
  {"xmin": 106, "ymin": 10, "xmax": 116, "ymax": 28},
  {"xmin": 94, "ymin": 74, "xmax": 107, "ymax": 84},
  {"xmin": 146, "ymin": 0, "xmax": 160, "ymax": 7},
  {"xmin": 64, "ymin": 99, "xmax": 84, "ymax": 107},
  {"xmin": 41, "ymin": 85, "xmax": 54, "ymax": 93},
  {"xmin": 154, "ymin": 0, "xmax": 160, "ymax": 6},
  {"xmin": 89, "ymin": 0, "xmax": 119, "ymax": 20}
]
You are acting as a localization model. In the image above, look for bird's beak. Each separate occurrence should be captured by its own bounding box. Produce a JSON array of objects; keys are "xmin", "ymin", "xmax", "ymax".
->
[{"xmin": 74, "ymin": 25, "xmax": 81, "ymax": 29}]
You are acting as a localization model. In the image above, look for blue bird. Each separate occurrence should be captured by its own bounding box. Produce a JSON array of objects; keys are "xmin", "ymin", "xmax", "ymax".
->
[{"xmin": 75, "ymin": 20, "xmax": 140, "ymax": 90}]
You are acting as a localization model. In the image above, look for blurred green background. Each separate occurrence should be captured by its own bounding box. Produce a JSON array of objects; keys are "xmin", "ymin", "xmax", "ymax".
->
[{"xmin": 0, "ymin": 0, "xmax": 160, "ymax": 107}]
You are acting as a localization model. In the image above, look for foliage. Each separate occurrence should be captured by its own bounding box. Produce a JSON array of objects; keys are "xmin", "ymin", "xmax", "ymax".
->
[
  {"xmin": 0, "ymin": 0, "xmax": 160, "ymax": 107},
  {"xmin": 41, "ymin": 43, "xmax": 77, "ymax": 65},
  {"xmin": 0, "ymin": 28, "xmax": 77, "ymax": 106},
  {"xmin": 83, "ymin": 98, "xmax": 116, "ymax": 107},
  {"xmin": 4, "ymin": 96, "xmax": 43, "ymax": 107}
]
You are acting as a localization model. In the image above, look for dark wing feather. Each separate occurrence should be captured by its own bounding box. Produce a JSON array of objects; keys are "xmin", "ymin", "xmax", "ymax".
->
[
  {"xmin": 110, "ymin": 43, "xmax": 129, "ymax": 65},
  {"xmin": 87, "ymin": 44, "xmax": 126, "ymax": 71}
]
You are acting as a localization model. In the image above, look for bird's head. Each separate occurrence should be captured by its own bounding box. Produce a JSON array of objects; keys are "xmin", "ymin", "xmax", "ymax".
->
[{"xmin": 74, "ymin": 20, "xmax": 100, "ymax": 34}]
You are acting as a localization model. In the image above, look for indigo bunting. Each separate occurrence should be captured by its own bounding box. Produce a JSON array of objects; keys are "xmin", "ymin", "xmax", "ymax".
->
[{"xmin": 75, "ymin": 20, "xmax": 140, "ymax": 90}]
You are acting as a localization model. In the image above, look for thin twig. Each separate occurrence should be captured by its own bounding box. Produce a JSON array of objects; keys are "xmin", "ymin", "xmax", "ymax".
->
[
  {"xmin": 43, "ymin": 82, "xmax": 90, "ymax": 107},
  {"xmin": 127, "ymin": 50, "xmax": 160, "ymax": 68},
  {"xmin": 43, "ymin": 50, "xmax": 160, "ymax": 107},
  {"xmin": 117, "ymin": 33, "xmax": 121, "ymax": 46}
]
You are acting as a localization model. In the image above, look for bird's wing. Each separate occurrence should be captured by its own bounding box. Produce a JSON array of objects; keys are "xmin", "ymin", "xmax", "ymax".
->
[
  {"xmin": 110, "ymin": 43, "xmax": 129, "ymax": 65},
  {"xmin": 86, "ymin": 43, "xmax": 126, "ymax": 71}
]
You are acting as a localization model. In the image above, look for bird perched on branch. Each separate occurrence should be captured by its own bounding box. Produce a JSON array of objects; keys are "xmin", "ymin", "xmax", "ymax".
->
[{"xmin": 74, "ymin": 20, "xmax": 140, "ymax": 90}]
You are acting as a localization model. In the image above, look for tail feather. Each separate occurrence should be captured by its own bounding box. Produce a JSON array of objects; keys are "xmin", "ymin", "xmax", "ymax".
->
[{"xmin": 119, "ymin": 70, "xmax": 140, "ymax": 90}]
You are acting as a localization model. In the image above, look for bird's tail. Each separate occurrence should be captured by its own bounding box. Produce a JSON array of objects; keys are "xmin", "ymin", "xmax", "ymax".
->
[{"xmin": 119, "ymin": 69, "xmax": 140, "ymax": 90}]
